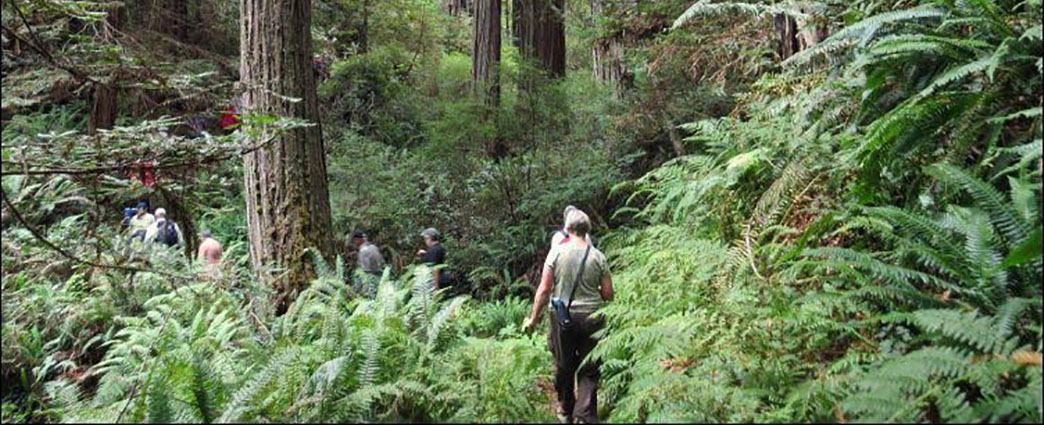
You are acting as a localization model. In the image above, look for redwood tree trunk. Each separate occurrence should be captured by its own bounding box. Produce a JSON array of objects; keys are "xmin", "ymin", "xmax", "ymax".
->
[
  {"xmin": 88, "ymin": 84, "xmax": 117, "ymax": 134},
  {"xmin": 774, "ymin": 13, "xmax": 800, "ymax": 59},
  {"xmin": 473, "ymin": 0, "xmax": 501, "ymax": 106},
  {"xmin": 518, "ymin": 0, "xmax": 565, "ymax": 78},
  {"xmin": 591, "ymin": 0, "xmax": 623, "ymax": 88},
  {"xmin": 87, "ymin": 5, "xmax": 123, "ymax": 134},
  {"xmin": 240, "ymin": 0, "xmax": 334, "ymax": 313}
]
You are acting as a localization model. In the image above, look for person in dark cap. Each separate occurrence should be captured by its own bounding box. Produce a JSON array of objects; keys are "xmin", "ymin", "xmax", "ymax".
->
[
  {"xmin": 127, "ymin": 201, "xmax": 155, "ymax": 241},
  {"xmin": 417, "ymin": 228, "xmax": 449, "ymax": 288}
]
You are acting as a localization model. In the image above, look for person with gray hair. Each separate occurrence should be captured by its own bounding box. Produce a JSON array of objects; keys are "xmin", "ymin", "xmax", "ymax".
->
[
  {"xmin": 524, "ymin": 208, "xmax": 614, "ymax": 424},
  {"xmin": 351, "ymin": 230, "xmax": 386, "ymax": 298},
  {"xmin": 551, "ymin": 205, "xmax": 595, "ymax": 252},
  {"xmin": 144, "ymin": 208, "xmax": 184, "ymax": 247}
]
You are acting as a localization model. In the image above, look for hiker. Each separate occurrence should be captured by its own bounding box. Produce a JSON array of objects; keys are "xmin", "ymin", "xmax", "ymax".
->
[
  {"xmin": 416, "ymin": 227, "xmax": 449, "ymax": 288},
  {"xmin": 350, "ymin": 230, "xmax": 385, "ymax": 298},
  {"xmin": 120, "ymin": 206, "xmax": 136, "ymax": 229},
  {"xmin": 352, "ymin": 230, "xmax": 385, "ymax": 276},
  {"xmin": 127, "ymin": 201, "xmax": 155, "ymax": 241},
  {"xmin": 144, "ymin": 208, "xmax": 184, "ymax": 247},
  {"xmin": 523, "ymin": 208, "xmax": 614, "ymax": 424},
  {"xmin": 197, "ymin": 230, "xmax": 223, "ymax": 266},
  {"xmin": 220, "ymin": 96, "xmax": 243, "ymax": 134},
  {"xmin": 551, "ymin": 205, "xmax": 596, "ymax": 251}
]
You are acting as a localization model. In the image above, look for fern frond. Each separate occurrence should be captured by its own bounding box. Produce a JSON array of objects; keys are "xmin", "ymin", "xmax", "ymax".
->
[
  {"xmin": 783, "ymin": 6, "xmax": 947, "ymax": 68},
  {"xmin": 928, "ymin": 163, "xmax": 1031, "ymax": 246},
  {"xmin": 673, "ymin": 0, "xmax": 809, "ymax": 29},
  {"xmin": 218, "ymin": 347, "xmax": 298, "ymax": 422},
  {"xmin": 909, "ymin": 309, "xmax": 1014, "ymax": 354}
]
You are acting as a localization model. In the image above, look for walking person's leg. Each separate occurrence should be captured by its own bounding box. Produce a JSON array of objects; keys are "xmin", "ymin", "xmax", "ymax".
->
[
  {"xmin": 550, "ymin": 315, "xmax": 579, "ymax": 422},
  {"xmin": 572, "ymin": 313, "xmax": 604, "ymax": 424}
]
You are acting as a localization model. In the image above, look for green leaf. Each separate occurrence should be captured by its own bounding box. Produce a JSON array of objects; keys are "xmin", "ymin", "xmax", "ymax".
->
[{"xmin": 1002, "ymin": 226, "xmax": 1042, "ymax": 268}]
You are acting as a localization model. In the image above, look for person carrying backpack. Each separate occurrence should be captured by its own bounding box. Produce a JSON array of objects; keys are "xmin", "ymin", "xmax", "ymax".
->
[{"xmin": 144, "ymin": 208, "xmax": 184, "ymax": 247}]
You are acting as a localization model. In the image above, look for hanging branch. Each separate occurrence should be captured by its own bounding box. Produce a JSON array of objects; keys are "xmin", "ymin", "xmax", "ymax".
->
[
  {"xmin": 1, "ymin": 186, "xmax": 188, "ymax": 279},
  {"xmin": 1, "ymin": 131, "xmax": 282, "ymax": 177},
  {"xmin": 3, "ymin": 0, "xmax": 106, "ymax": 87}
]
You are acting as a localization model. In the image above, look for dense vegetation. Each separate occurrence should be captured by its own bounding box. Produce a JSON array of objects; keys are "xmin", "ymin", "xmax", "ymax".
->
[{"xmin": 2, "ymin": 0, "xmax": 1041, "ymax": 423}]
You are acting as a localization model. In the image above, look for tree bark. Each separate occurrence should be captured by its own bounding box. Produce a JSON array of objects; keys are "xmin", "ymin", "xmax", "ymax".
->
[
  {"xmin": 240, "ymin": 0, "xmax": 334, "ymax": 314},
  {"xmin": 517, "ymin": 0, "xmax": 566, "ymax": 78},
  {"xmin": 590, "ymin": 0, "xmax": 623, "ymax": 87},
  {"xmin": 773, "ymin": 13, "xmax": 800, "ymax": 59},
  {"xmin": 87, "ymin": 84, "xmax": 117, "ymax": 134},
  {"xmin": 87, "ymin": 4, "xmax": 124, "ymax": 134},
  {"xmin": 472, "ymin": 0, "xmax": 501, "ymax": 106},
  {"xmin": 774, "ymin": 5, "xmax": 829, "ymax": 60}
]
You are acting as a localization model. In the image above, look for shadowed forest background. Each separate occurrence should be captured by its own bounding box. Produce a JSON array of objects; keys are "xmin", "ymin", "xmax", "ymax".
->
[{"xmin": 1, "ymin": 0, "xmax": 1041, "ymax": 422}]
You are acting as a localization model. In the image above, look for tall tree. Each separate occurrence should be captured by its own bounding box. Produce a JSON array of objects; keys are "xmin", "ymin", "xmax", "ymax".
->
[
  {"xmin": 517, "ymin": 0, "xmax": 566, "ymax": 78},
  {"xmin": 590, "ymin": 0, "xmax": 624, "ymax": 88},
  {"xmin": 472, "ymin": 0, "xmax": 501, "ymax": 105},
  {"xmin": 240, "ymin": 0, "xmax": 335, "ymax": 313}
]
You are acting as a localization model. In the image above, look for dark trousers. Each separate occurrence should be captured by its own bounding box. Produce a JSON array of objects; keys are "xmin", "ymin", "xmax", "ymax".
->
[{"xmin": 549, "ymin": 312, "xmax": 603, "ymax": 423}]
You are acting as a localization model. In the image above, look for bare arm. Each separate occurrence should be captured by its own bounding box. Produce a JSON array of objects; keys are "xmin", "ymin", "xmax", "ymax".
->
[
  {"xmin": 528, "ymin": 265, "xmax": 555, "ymax": 323},
  {"xmin": 600, "ymin": 273, "xmax": 614, "ymax": 302}
]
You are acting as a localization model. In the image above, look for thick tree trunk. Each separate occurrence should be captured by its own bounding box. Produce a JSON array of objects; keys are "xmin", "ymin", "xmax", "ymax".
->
[
  {"xmin": 775, "ymin": 4, "xmax": 829, "ymax": 60},
  {"xmin": 87, "ymin": 84, "xmax": 117, "ymax": 134},
  {"xmin": 590, "ymin": 0, "xmax": 623, "ymax": 88},
  {"xmin": 240, "ymin": 0, "xmax": 334, "ymax": 314},
  {"xmin": 518, "ymin": 0, "xmax": 566, "ymax": 78},
  {"xmin": 473, "ymin": 0, "xmax": 505, "ymax": 159},
  {"xmin": 473, "ymin": 0, "xmax": 501, "ymax": 106},
  {"xmin": 773, "ymin": 13, "xmax": 800, "ymax": 59},
  {"xmin": 591, "ymin": 38, "xmax": 623, "ymax": 82},
  {"xmin": 87, "ymin": 5, "xmax": 124, "ymax": 134}
]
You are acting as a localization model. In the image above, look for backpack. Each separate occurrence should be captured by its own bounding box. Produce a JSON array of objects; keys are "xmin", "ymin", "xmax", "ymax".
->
[{"xmin": 156, "ymin": 220, "xmax": 180, "ymax": 246}]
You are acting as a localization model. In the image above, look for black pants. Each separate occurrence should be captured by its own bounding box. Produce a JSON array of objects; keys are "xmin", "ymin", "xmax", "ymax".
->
[{"xmin": 549, "ymin": 312, "xmax": 603, "ymax": 423}]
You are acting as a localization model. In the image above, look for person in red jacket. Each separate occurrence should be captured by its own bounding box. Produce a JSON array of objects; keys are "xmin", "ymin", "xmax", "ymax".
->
[{"xmin": 220, "ymin": 97, "xmax": 243, "ymax": 133}]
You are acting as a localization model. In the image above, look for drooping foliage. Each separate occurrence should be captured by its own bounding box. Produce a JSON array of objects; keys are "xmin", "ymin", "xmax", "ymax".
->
[{"xmin": 2, "ymin": 0, "xmax": 1041, "ymax": 423}]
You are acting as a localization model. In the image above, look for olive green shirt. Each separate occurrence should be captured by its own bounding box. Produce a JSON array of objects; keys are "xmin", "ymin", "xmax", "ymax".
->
[{"xmin": 545, "ymin": 243, "xmax": 610, "ymax": 315}]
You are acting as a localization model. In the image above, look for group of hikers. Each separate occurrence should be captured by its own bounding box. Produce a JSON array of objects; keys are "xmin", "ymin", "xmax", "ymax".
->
[
  {"xmin": 345, "ymin": 206, "xmax": 613, "ymax": 424},
  {"xmin": 343, "ymin": 227, "xmax": 453, "ymax": 297},
  {"xmin": 119, "ymin": 200, "xmax": 609, "ymax": 423},
  {"xmin": 120, "ymin": 201, "xmax": 223, "ymax": 267}
]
